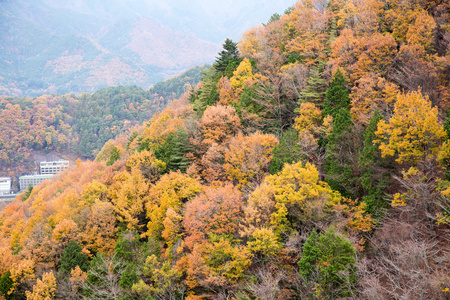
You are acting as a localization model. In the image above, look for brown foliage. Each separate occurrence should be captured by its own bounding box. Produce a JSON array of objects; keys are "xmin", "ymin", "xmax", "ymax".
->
[
  {"xmin": 200, "ymin": 105, "xmax": 241, "ymax": 147},
  {"xmin": 184, "ymin": 184, "xmax": 244, "ymax": 250}
]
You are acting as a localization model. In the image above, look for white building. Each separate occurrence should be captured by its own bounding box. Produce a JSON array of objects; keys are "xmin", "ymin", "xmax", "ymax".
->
[
  {"xmin": 40, "ymin": 160, "xmax": 69, "ymax": 175},
  {"xmin": 0, "ymin": 177, "xmax": 11, "ymax": 194},
  {"xmin": 19, "ymin": 174, "xmax": 53, "ymax": 190}
]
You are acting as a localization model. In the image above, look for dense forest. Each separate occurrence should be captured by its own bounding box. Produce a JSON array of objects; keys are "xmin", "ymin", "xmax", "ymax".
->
[
  {"xmin": 0, "ymin": 66, "xmax": 206, "ymax": 178},
  {"xmin": 0, "ymin": 0, "xmax": 450, "ymax": 299}
]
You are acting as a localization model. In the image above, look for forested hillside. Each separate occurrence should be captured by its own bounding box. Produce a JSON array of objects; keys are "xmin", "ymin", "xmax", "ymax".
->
[
  {"xmin": 0, "ymin": 67, "xmax": 205, "ymax": 178},
  {"xmin": 0, "ymin": 0, "xmax": 449, "ymax": 299}
]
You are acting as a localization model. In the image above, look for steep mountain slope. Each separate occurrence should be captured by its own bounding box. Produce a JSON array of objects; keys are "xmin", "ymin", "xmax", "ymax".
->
[{"xmin": 1, "ymin": 1, "xmax": 449, "ymax": 299}]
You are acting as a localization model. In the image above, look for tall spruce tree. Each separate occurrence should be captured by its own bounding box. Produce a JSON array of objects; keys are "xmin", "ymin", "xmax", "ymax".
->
[
  {"xmin": 359, "ymin": 110, "xmax": 392, "ymax": 214},
  {"xmin": 154, "ymin": 128, "xmax": 191, "ymax": 173},
  {"xmin": 59, "ymin": 240, "xmax": 89, "ymax": 274},
  {"xmin": 324, "ymin": 70, "xmax": 357, "ymax": 198},
  {"xmin": 297, "ymin": 60, "xmax": 327, "ymax": 106},
  {"xmin": 323, "ymin": 69, "xmax": 350, "ymax": 118},
  {"xmin": 298, "ymin": 228, "xmax": 356, "ymax": 298},
  {"xmin": 192, "ymin": 67, "xmax": 220, "ymax": 115},
  {"xmin": 168, "ymin": 128, "xmax": 191, "ymax": 173},
  {"xmin": 214, "ymin": 38, "xmax": 241, "ymax": 76}
]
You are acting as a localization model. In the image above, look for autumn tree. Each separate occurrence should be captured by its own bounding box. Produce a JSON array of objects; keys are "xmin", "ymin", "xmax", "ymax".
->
[
  {"xmin": 145, "ymin": 171, "xmax": 202, "ymax": 247},
  {"xmin": 137, "ymin": 106, "xmax": 187, "ymax": 152},
  {"xmin": 242, "ymin": 161, "xmax": 342, "ymax": 238},
  {"xmin": 229, "ymin": 58, "xmax": 256, "ymax": 97},
  {"xmin": 375, "ymin": 91, "xmax": 447, "ymax": 165},
  {"xmin": 131, "ymin": 254, "xmax": 184, "ymax": 299},
  {"xmin": 350, "ymin": 73, "xmax": 399, "ymax": 125},
  {"xmin": 184, "ymin": 235, "xmax": 251, "ymax": 296},
  {"xmin": 25, "ymin": 272, "xmax": 56, "ymax": 300},
  {"xmin": 282, "ymin": 0, "xmax": 330, "ymax": 66},
  {"xmin": 293, "ymin": 102, "xmax": 332, "ymax": 169},
  {"xmin": 280, "ymin": 62, "xmax": 309, "ymax": 101},
  {"xmin": 183, "ymin": 184, "xmax": 244, "ymax": 250},
  {"xmin": 198, "ymin": 143, "xmax": 227, "ymax": 183},
  {"xmin": 82, "ymin": 200, "xmax": 117, "ymax": 255},
  {"xmin": 108, "ymin": 168, "xmax": 150, "ymax": 232},
  {"xmin": 200, "ymin": 104, "xmax": 241, "ymax": 147},
  {"xmin": 223, "ymin": 132, "xmax": 278, "ymax": 187}
]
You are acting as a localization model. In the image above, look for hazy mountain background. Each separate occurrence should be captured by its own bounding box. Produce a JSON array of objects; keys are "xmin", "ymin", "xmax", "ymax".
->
[{"xmin": 0, "ymin": 0, "xmax": 293, "ymax": 97}]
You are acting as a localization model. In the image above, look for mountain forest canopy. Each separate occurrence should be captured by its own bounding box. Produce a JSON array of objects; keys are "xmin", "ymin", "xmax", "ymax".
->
[
  {"xmin": 0, "ymin": 0, "xmax": 450, "ymax": 299},
  {"xmin": 0, "ymin": 66, "xmax": 207, "ymax": 178}
]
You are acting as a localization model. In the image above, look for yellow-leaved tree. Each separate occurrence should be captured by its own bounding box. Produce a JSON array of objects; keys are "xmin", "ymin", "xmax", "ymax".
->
[
  {"xmin": 241, "ymin": 161, "xmax": 341, "ymax": 237},
  {"xmin": 375, "ymin": 91, "xmax": 447, "ymax": 165},
  {"xmin": 229, "ymin": 58, "xmax": 256, "ymax": 96},
  {"xmin": 223, "ymin": 132, "xmax": 278, "ymax": 187},
  {"xmin": 108, "ymin": 168, "xmax": 150, "ymax": 232},
  {"xmin": 146, "ymin": 171, "xmax": 202, "ymax": 248},
  {"xmin": 25, "ymin": 272, "xmax": 56, "ymax": 300}
]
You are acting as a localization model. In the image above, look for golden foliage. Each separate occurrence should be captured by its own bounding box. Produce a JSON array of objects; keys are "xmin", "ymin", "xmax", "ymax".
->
[
  {"xmin": 146, "ymin": 171, "xmax": 202, "ymax": 241},
  {"xmin": 375, "ymin": 91, "xmax": 447, "ymax": 164},
  {"xmin": 25, "ymin": 272, "xmax": 56, "ymax": 300},
  {"xmin": 82, "ymin": 200, "xmax": 116, "ymax": 255},
  {"xmin": 184, "ymin": 184, "xmax": 243, "ymax": 250},
  {"xmin": 108, "ymin": 168, "xmax": 150, "ymax": 231},
  {"xmin": 242, "ymin": 161, "xmax": 341, "ymax": 237},
  {"xmin": 247, "ymin": 228, "xmax": 281, "ymax": 258},
  {"xmin": 185, "ymin": 236, "xmax": 251, "ymax": 290},
  {"xmin": 224, "ymin": 132, "xmax": 278, "ymax": 187}
]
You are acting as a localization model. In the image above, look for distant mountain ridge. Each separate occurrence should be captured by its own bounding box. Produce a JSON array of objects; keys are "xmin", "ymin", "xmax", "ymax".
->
[
  {"xmin": 0, "ymin": 0, "xmax": 292, "ymax": 97},
  {"xmin": 0, "ymin": 0, "xmax": 220, "ymax": 96}
]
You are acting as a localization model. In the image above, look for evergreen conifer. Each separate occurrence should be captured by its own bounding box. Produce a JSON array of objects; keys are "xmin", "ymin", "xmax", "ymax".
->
[{"xmin": 59, "ymin": 240, "xmax": 89, "ymax": 274}]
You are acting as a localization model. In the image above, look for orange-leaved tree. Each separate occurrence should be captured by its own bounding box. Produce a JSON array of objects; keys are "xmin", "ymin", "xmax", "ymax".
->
[
  {"xmin": 183, "ymin": 184, "xmax": 243, "ymax": 250},
  {"xmin": 200, "ymin": 105, "xmax": 241, "ymax": 147}
]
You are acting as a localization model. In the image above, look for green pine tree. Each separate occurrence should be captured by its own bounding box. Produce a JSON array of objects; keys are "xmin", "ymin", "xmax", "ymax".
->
[
  {"xmin": 59, "ymin": 240, "xmax": 89, "ymax": 274},
  {"xmin": 322, "ymin": 69, "xmax": 358, "ymax": 198},
  {"xmin": 325, "ymin": 107, "xmax": 356, "ymax": 198},
  {"xmin": 154, "ymin": 128, "xmax": 191, "ymax": 173},
  {"xmin": 168, "ymin": 129, "xmax": 192, "ymax": 173},
  {"xmin": 115, "ymin": 231, "xmax": 142, "ymax": 263},
  {"xmin": 0, "ymin": 271, "xmax": 13, "ymax": 300},
  {"xmin": 192, "ymin": 67, "xmax": 220, "ymax": 115},
  {"xmin": 214, "ymin": 38, "xmax": 241, "ymax": 74},
  {"xmin": 269, "ymin": 128, "xmax": 303, "ymax": 174},
  {"xmin": 106, "ymin": 146, "xmax": 120, "ymax": 166},
  {"xmin": 119, "ymin": 263, "xmax": 138, "ymax": 289},
  {"xmin": 297, "ymin": 61, "xmax": 327, "ymax": 106},
  {"xmin": 323, "ymin": 69, "xmax": 350, "ymax": 118},
  {"xmin": 359, "ymin": 110, "xmax": 392, "ymax": 214},
  {"xmin": 298, "ymin": 227, "xmax": 356, "ymax": 298}
]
